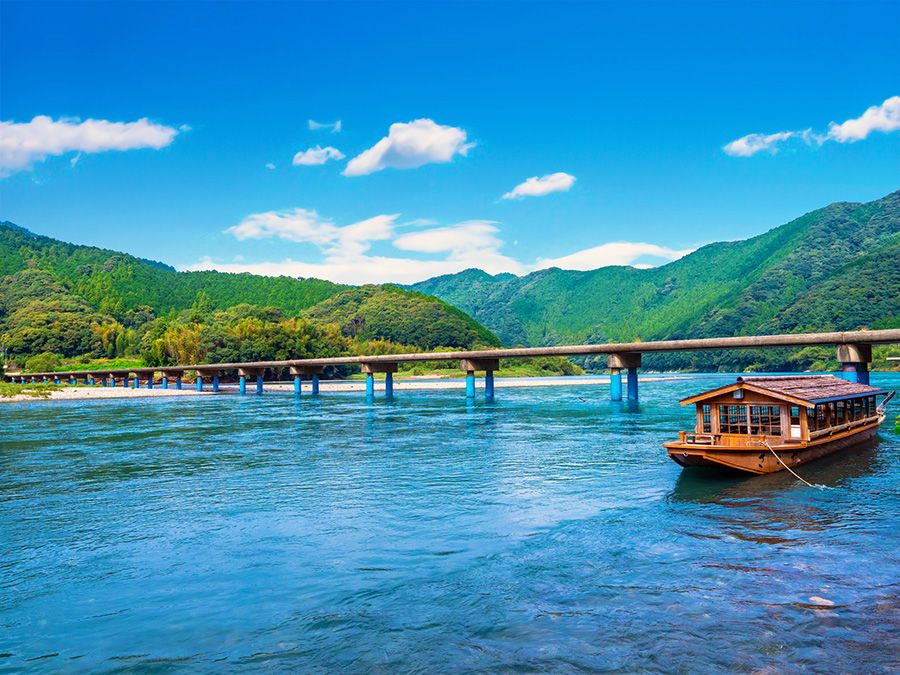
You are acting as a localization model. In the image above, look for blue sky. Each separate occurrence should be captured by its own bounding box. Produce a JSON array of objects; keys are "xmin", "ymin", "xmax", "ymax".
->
[{"xmin": 1, "ymin": 0, "xmax": 898, "ymax": 284}]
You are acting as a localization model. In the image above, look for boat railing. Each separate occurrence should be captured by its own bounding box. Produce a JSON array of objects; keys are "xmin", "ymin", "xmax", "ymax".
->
[{"xmin": 808, "ymin": 413, "xmax": 883, "ymax": 440}]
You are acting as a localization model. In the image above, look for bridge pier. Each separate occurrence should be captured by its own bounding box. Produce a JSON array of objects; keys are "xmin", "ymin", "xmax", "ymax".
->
[
  {"xmin": 239, "ymin": 375, "xmax": 247, "ymax": 395},
  {"xmin": 610, "ymin": 368, "xmax": 623, "ymax": 401},
  {"xmin": 460, "ymin": 359, "xmax": 500, "ymax": 400},
  {"xmin": 608, "ymin": 353, "xmax": 641, "ymax": 401},
  {"xmin": 837, "ymin": 344, "xmax": 871, "ymax": 385},
  {"xmin": 133, "ymin": 376, "xmax": 139, "ymax": 389},
  {"xmin": 361, "ymin": 363, "xmax": 398, "ymax": 399},
  {"xmin": 195, "ymin": 369, "xmax": 219, "ymax": 393},
  {"xmin": 238, "ymin": 368, "xmax": 262, "ymax": 395},
  {"xmin": 162, "ymin": 376, "xmax": 168, "ymax": 389},
  {"xmin": 290, "ymin": 365, "xmax": 324, "ymax": 397}
]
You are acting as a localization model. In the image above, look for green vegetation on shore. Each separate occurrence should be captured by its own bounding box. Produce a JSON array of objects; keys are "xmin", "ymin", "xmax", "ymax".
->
[{"xmin": 0, "ymin": 381, "xmax": 62, "ymax": 398}]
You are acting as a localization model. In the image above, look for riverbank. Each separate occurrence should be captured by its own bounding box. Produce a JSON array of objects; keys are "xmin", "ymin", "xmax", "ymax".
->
[
  {"xmin": 0, "ymin": 375, "xmax": 686, "ymax": 402},
  {"xmin": 0, "ymin": 387, "xmax": 212, "ymax": 403}
]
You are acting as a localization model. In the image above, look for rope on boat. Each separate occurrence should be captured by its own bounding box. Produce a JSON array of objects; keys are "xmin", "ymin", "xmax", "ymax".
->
[{"xmin": 763, "ymin": 441, "xmax": 827, "ymax": 490}]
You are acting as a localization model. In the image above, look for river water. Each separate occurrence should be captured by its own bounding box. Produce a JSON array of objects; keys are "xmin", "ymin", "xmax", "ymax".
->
[{"xmin": 2, "ymin": 374, "xmax": 898, "ymax": 672}]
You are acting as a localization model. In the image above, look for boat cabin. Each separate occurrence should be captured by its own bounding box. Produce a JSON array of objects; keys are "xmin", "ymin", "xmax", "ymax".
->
[{"xmin": 676, "ymin": 375, "xmax": 887, "ymax": 447}]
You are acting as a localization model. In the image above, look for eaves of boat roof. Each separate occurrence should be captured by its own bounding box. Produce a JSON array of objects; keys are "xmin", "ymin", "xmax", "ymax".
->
[{"xmin": 680, "ymin": 381, "xmax": 888, "ymax": 407}]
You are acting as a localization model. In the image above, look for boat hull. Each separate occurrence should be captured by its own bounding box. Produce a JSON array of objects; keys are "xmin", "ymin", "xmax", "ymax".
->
[{"xmin": 663, "ymin": 417, "xmax": 884, "ymax": 475}]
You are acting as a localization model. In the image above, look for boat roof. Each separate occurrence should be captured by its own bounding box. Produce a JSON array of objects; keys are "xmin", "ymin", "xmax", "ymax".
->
[{"xmin": 680, "ymin": 375, "xmax": 888, "ymax": 407}]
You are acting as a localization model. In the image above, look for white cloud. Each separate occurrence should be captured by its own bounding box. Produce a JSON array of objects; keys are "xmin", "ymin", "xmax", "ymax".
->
[
  {"xmin": 724, "ymin": 95, "xmax": 900, "ymax": 157},
  {"xmin": 225, "ymin": 208, "xmax": 397, "ymax": 259},
  {"xmin": 201, "ymin": 208, "xmax": 696, "ymax": 285},
  {"xmin": 534, "ymin": 242, "xmax": 694, "ymax": 271},
  {"xmin": 723, "ymin": 131, "xmax": 803, "ymax": 157},
  {"xmin": 343, "ymin": 119, "xmax": 473, "ymax": 176},
  {"xmin": 292, "ymin": 145, "xmax": 345, "ymax": 166},
  {"xmin": 308, "ymin": 119, "xmax": 342, "ymax": 133},
  {"xmin": 265, "ymin": 162, "xmax": 276, "ymax": 170},
  {"xmin": 0, "ymin": 115, "xmax": 180, "ymax": 176},
  {"xmin": 394, "ymin": 221, "xmax": 502, "ymax": 255},
  {"xmin": 502, "ymin": 172, "xmax": 576, "ymax": 199},
  {"xmin": 826, "ymin": 95, "xmax": 900, "ymax": 142}
]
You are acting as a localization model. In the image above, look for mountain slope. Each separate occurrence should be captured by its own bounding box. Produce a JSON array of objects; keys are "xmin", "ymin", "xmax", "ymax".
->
[
  {"xmin": 0, "ymin": 222, "xmax": 346, "ymax": 316},
  {"xmin": 411, "ymin": 191, "xmax": 900, "ymax": 353}
]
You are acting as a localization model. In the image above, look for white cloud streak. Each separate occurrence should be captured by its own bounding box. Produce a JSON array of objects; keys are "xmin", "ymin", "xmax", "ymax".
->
[
  {"xmin": 826, "ymin": 95, "xmax": 900, "ymax": 142},
  {"xmin": 193, "ymin": 209, "xmax": 695, "ymax": 285},
  {"xmin": 0, "ymin": 115, "xmax": 180, "ymax": 176},
  {"xmin": 723, "ymin": 95, "xmax": 900, "ymax": 157},
  {"xmin": 534, "ymin": 242, "xmax": 695, "ymax": 271},
  {"xmin": 225, "ymin": 208, "xmax": 396, "ymax": 258},
  {"xmin": 343, "ymin": 119, "xmax": 473, "ymax": 176},
  {"xmin": 292, "ymin": 145, "xmax": 345, "ymax": 166},
  {"xmin": 722, "ymin": 131, "xmax": 805, "ymax": 157},
  {"xmin": 502, "ymin": 172, "xmax": 576, "ymax": 199},
  {"xmin": 308, "ymin": 119, "xmax": 342, "ymax": 133}
]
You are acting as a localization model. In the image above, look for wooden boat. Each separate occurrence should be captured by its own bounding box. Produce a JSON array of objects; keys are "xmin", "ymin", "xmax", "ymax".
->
[{"xmin": 663, "ymin": 375, "xmax": 891, "ymax": 475}]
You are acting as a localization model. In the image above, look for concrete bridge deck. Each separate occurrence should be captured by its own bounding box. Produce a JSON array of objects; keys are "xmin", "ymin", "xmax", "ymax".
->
[{"xmin": 6, "ymin": 329, "xmax": 900, "ymax": 401}]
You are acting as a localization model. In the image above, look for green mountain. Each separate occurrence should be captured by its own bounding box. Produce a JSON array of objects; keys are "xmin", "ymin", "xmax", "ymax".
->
[
  {"xmin": 305, "ymin": 285, "xmax": 500, "ymax": 349},
  {"xmin": 411, "ymin": 191, "xmax": 900, "ymax": 369},
  {"xmin": 0, "ymin": 223, "xmax": 499, "ymax": 363},
  {"xmin": 0, "ymin": 222, "xmax": 345, "ymax": 316}
]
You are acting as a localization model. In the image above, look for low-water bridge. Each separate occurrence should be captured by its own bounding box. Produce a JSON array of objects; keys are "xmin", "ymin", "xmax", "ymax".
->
[{"xmin": 6, "ymin": 329, "xmax": 900, "ymax": 401}]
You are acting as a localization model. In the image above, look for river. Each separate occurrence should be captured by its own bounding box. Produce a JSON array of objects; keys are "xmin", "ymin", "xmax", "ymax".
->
[{"xmin": 1, "ymin": 373, "xmax": 898, "ymax": 672}]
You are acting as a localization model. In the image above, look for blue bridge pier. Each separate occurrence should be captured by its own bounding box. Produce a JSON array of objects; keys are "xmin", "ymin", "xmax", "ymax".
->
[
  {"xmin": 361, "ymin": 362, "xmax": 398, "ymax": 399},
  {"xmin": 290, "ymin": 365, "xmax": 324, "ymax": 396},
  {"xmin": 194, "ymin": 368, "xmax": 221, "ymax": 392},
  {"xmin": 608, "ymin": 352, "xmax": 641, "ymax": 401},
  {"xmin": 237, "ymin": 368, "xmax": 265, "ymax": 395},
  {"xmin": 460, "ymin": 358, "xmax": 499, "ymax": 400},
  {"xmin": 837, "ymin": 344, "xmax": 871, "ymax": 385}
]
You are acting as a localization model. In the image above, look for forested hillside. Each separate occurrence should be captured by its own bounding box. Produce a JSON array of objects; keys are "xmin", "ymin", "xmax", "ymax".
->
[
  {"xmin": 0, "ymin": 223, "xmax": 500, "ymax": 369},
  {"xmin": 0, "ymin": 222, "xmax": 345, "ymax": 315},
  {"xmin": 412, "ymin": 191, "xmax": 900, "ymax": 370}
]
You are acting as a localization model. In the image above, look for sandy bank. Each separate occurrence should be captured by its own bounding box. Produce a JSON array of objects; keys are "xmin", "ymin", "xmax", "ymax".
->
[{"xmin": 1, "ymin": 387, "xmax": 211, "ymax": 404}]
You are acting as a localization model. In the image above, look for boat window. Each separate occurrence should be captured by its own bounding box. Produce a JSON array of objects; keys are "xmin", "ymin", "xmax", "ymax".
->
[
  {"xmin": 852, "ymin": 399, "xmax": 862, "ymax": 421},
  {"xmin": 835, "ymin": 401, "xmax": 846, "ymax": 425},
  {"xmin": 718, "ymin": 404, "xmax": 748, "ymax": 434},
  {"xmin": 749, "ymin": 405, "xmax": 781, "ymax": 436},
  {"xmin": 701, "ymin": 404, "xmax": 711, "ymax": 433},
  {"xmin": 807, "ymin": 407, "xmax": 817, "ymax": 431},
  {"xmin": 816, "ymin": 404, "xmax": 826, "ymax": 430}
]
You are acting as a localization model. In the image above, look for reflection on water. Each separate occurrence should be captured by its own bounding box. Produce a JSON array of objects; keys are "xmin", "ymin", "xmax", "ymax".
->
[{"xmin": 1, "ymin": 374, "xmax": 898, "ymax": 672}]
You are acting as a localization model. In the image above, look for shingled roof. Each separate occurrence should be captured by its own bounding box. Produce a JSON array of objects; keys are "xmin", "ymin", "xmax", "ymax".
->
[{"xmin": 682, "ymin": 375, "xmax": 887, "ymax": 406}]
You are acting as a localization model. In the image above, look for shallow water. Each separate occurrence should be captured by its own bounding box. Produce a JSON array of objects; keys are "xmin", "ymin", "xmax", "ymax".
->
[{"xmin": 1, "ymin": 374, "xmax": 898, "ymax": 673}]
